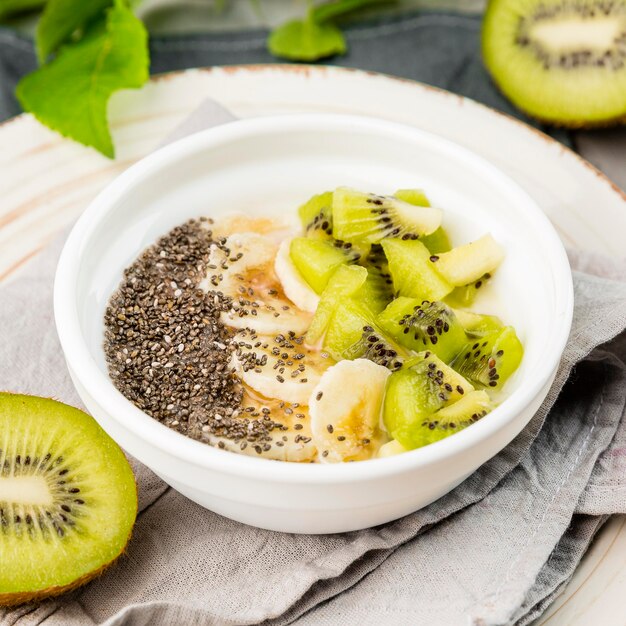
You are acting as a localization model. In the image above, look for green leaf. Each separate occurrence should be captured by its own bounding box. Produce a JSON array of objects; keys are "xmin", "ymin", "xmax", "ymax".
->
[
  {"xmin": 312, "ymin": 0, "xmax": 394, "ymax": 23},
  {"xmin": 17, "ymin": 0, "xmax": 148, "ymax": 158},
  {"xmin": 268, "ymin": 18, "xmax": 346, "ymax": 61},
  {"xmin": 36, "ymin": 0, "xmax": 112, "ymax": 63},
  {"xmin": 0, "ymin": 0, "xmax": 46, "ymax": 20}
]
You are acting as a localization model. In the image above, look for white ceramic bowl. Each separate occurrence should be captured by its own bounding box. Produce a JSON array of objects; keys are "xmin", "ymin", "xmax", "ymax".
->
[{"xmin": 54, "ymin": 114, "xmax": 573, "ymax": 534}]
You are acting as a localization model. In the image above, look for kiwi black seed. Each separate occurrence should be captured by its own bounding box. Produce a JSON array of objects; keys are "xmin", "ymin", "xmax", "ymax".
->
[
  {"xmin": 483, "ymin": 0, "xmax": 626, "ymax": 126},
  {"xmin": 0, "ymin": 394, "xmax": 137, "ymax": 606}
]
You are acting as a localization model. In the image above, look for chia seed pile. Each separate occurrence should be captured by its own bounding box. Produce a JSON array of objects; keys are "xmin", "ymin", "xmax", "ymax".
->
[{"xmin": 104, "ymin": 219, "xmax": 285, "ymax": 451}]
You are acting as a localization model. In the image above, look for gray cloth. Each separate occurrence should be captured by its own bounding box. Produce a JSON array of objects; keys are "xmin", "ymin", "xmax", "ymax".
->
[{"xmin": 1, "ymin": 100, "xmax": 626, "ymax": 626}]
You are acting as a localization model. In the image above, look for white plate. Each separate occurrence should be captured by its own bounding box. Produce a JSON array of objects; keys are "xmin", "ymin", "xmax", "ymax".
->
[{"xmin": 0, "ymin": 65, "xmax": 623, "ymax": 620}]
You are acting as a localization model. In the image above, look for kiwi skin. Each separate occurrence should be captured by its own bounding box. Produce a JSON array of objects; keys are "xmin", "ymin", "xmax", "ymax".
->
[
  {"xmin": 482, "ymin": 0, "xmax": 626, "ymax": 128},
  {"xmin": 0, "ymin": 393, "xmax": 138, "ymax": 607}
]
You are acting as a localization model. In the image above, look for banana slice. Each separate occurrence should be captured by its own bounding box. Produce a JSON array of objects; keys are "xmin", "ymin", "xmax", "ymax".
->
[
  {"xmin": 208, "ymin": 213, "xmax": 300, "ymax": 244},
  {"xmin": 203, "ymin": 387, "xmax": 317, "ymax": 462},
  {"xmin": 231, "ymin": 328, "xmax": 334, "ymax": 405},
  {"xmin": 309, "ymin": 358, "xmax": 390, "ymax": 463},
  {"xmin": 274, "ymin": 239, "xmax": 320, "ymax": 313},
  {"xmin": 200, "ymin": 232, "xmax": 312, "ymax": 335}
]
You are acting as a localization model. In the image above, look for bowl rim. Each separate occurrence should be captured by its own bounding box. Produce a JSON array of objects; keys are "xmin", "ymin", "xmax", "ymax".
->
[{"xmin": 54, "ymin": 113, "xmax": 573, "ymax": 483}]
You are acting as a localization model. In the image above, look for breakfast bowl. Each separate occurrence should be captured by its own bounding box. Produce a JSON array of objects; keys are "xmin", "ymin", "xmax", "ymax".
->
[{"xmin": 54, "ymin": 114, "xmax": 573, "ymax": 534}]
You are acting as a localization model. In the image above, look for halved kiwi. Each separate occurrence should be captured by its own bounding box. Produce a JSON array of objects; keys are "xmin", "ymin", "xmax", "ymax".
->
[
  {"xmin": 0, "ymin": 394, "xmax": 137, "ymax": 606},
  {"xmin": 483, "ymin": 0, "xmax": 626, "ymax": 126}
]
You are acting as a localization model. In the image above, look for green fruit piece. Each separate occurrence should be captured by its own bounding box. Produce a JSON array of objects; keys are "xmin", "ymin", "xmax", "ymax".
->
[
  {"xmin": 324, "ymin": 300, "xmax": 408, "ymax": 369},
  {"xmin": 332, "ymin": 187, "xmax": 442, "ymax": 244},
  {"xmin": 393, "ymin": 188, "xmax": 431, "ymax": 206},
  {"xmin": 381, "ymin": 238, "xmax": 454, "ymax": 302},
  {"xmin": 354, "ymin": 269, "xmax": 395, "ymax": 315},
  {"xmin": 298, "ymin": 191, "xmax": 334, "ymax": 238},
  {"xmin": 305, "ymin": 265, "xmax": 367, "ymax": 346},
  {"xmin": 405, "ymin": 390, "xmax": 492, "ymax": 449},
  {"xmin": 452, "ymin": 326, "xmax": 524, "ymax": 390},
  {"xmin": 0, "ymin": 393, "xmax": 137, "ymax": 607},
  {"xmin": 453, "ymin": 309, "xmax": 504, "ymax": 336},
  {"xmin": 432, "ymin": 234, "xmax": 504, "ymax": 287},
  {"xmin": 482, "ymin": 0, "xmax": 626, "ymax": 127},
  {"xmin": 378, "ymin": 298, "xmax": 467, "ymax": 363},
  {"xmin": 445, "ymin": 272, "xmax": 493, "ymax": 307},
  {"xmin": 290, "ymin": 237, "xmax": 361, "ymax": 294},
  {"xmin": 383, "ymin": 352, "xmax": 475, "ymax": 449},
  {"xmin": 393, "ymin": 188, "xmax": 452, "ymax": 254}
]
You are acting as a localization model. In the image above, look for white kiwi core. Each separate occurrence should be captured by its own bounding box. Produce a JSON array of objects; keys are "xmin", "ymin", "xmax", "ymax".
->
[
  {"xmin": 529, "ymin": 15, "xmax": 625, "ymax": 53},
  {"xmin": 0, "ymin": 475, "xmax": 53, "ymax": 506}
]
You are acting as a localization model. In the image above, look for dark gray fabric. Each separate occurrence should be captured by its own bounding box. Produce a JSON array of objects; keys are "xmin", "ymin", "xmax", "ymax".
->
[{"xmin": 0, "ymin": 11, "xmax": 573, "ymax": 145}]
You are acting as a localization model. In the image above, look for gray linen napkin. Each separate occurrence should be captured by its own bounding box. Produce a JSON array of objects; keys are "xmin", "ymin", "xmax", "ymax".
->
[{"xmin": 1, "ymin": 102, "xmax": 626, "ymax": 626}]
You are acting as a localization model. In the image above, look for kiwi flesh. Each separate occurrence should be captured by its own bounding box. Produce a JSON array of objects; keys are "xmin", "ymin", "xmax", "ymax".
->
[
  {"xmin": 454, "ymin": 309, "xmax": 504, "ymax": 336},
  {"xmin": 354, "ymin": 244, "xmax": 395, "ymax": 314},
  {"xmin": 445, "ymin": 273, "xmax": 493, "ymax": 308},
  {"xmin": 323, "ymin": 300, "xmax": 408, "ymax": 369},
  {"xmin": 0, "ymin": 394, "xmax": 137, "ymax": 606},
  {"xmin": 378, "ymin": 298, "xmax": 467, "ymax": 363},
  {"xmin": 332, "ymin": 187, "xmax": 442, "ymax": 244},
  {"xmin": 382, "ymin": 352, "xmax": 475, "ymax": 449},
  {"xmin": 298, "ymin": 191, "xmax": 333, "ymax": 238},
  {"xmin": 393, "ymin": 189, "xmax": 452, "ymax": 254},
  {"xmin": 289, "ymin": 237, "xmax": 361, "ymax": 294},
  {"xmin": 482, "ymin": 0, "xmax": 626, "ymax": 126},
  {"xmin": 432, "ymin": 234, "xmax": 504, "ymax": 287},
  {"xmin": 305, "ymin": 264, "xmax": 367, "ymax": 346},
  {"xmin": 381, "ymin": 238, "xmax": 454, "ymax": 302},
  {"xmin": 452, "ymin": 326, "xmax": 524, "ymax": 389}
]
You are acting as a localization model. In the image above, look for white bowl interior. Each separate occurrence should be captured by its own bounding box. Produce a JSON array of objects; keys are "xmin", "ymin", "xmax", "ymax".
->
[{"xmin": 66, "ymin": 115, "xmax": 570, "ymax": 470}]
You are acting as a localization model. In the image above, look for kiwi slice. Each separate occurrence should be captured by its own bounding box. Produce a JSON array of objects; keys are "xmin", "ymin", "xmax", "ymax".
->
[
  {"xmin": 483, "ymin": 0, "xmax": 626, "ymax": 127},
  {"xmin": 381, "ymin": 238, "xmax": 454, "ymax": 302},
  {"xmin": 323, "ymin": 300, "xmax": 408, "ymax": 369},
  {"xmin": 0, "ymin": 394, "xmax": 136, "ymax": 606},
  {"xmin": 354, "ymin": 245, "xmax": 395, "ymax": 314},
  {"xmin": 452, "ymin": 326, "xmax": 524, "ymax": 389},
  {"xmin": 306, "ymin": 264, "xmax": 367, "ymax": 346},
  {"xmin": 394, "ymin": 189, "xmax": 452, "ymax": 254},
  {"xmin": 378, "ymin": 298, "xmax": 467, "ymax": 363},
  {"xmin": 332, "ymin": 187, "xmax": 442, "ymax": 244},
  {"xmin": 431, "ymin": 234, "xmax": 504, "ymax": 287},
  {"xmin": 382, "ymin": 352, "xmax": 476, "ymax": 449},
  {"xmin": 290, "ymin": 237, "xmax": 362, "ymax": 294},
  {"xmin": 298, "ymin": 191, "xmax": 334, "ymax": 238},
  {"xmin": 454, "ymin": 309, "xmax": 504, "ymax": 336}
]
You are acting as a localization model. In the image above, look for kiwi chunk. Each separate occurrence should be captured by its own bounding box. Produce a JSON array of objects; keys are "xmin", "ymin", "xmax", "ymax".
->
[
  {"xmin": 332, "ymin": 187, "xmax": 442, "ymax": 244},
  {"xmin": 454, "ymin": 309, "xmax": 504, "ymax": 336},
  {"xmin": 354, "ymin": 245, "xmax": 395, "ymax": 314},
  {"xmin": 0, "ymin": 394, "xmax": 137, "ymax": 606},
  {"xmin": 306, "ymin": 264, "xmax": 367, "ymax": 346},
  {"xmin": 378, "ymin": 298, "xmax": 467, "ymax": 363},
  {"xmin": 452, "ymin": 326, "xmax": 524, "ymax": 389},
  {"xmin": 483, "ymin": 0, "xmax": 626, "ymax": 127},
  {"xmin": 394, "ymin": 189, "xmax": 452, "ymax": 254},
  {"xmin": 432, "ymin": 234, "xmax": 504, "ymax": 286},
  {"xmin": 446, "ymin": 273, "xmax": 493, "ymax": 307},
  {"xmin": 381, "ymin": 238, "xmax": 454, "ymax": 302},
  {"xmin": 298, "ymin": 191, "xmax": 334, "ymax": 238},
  {"xmin": 323, "ymin": 300, "xmax": 408, "ymax": 369},
  {"xmin": 382, "ymin": 352, "xmax": 476, "ymax": 449},
  {"xmin": 290, "ymin": 237, "xmax": 362, "ymax": 294}
]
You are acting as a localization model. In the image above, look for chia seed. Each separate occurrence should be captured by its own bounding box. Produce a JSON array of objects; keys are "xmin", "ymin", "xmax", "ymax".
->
[{"xmin": 103, "ymin": 218, "xmax": 281, "ymax": 450}]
